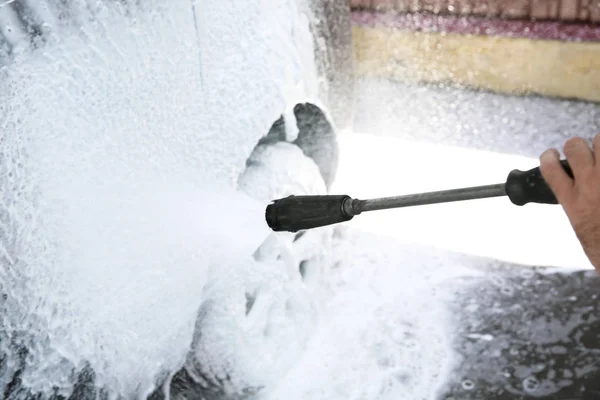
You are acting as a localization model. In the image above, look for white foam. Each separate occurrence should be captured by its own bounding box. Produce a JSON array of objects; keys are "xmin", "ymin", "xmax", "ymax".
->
[
  {"xmin": 262, "ymin": 230, "xmax": 473, "ymax": 400},
  {"xmin": 0, "ymin": 0, "xmax": 319, "ymax": 397},
  {"xmin": 1, "ymin": 1, "xmax": 499, "ymax": 399}
]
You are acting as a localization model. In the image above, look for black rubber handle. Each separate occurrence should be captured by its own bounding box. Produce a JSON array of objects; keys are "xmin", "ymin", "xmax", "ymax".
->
[
  {"xmin": 265, "ymin": 195, "xmax": 353, "ymax": 232},
  {"xmin": 505, "ymin": 160, "xmax": 573, "ymax": 206}
]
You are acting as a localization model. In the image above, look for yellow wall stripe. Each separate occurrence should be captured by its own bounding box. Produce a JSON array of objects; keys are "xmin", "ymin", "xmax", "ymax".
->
[{"xmin": 353, "ymin": 24, "xmax": 600, "ymax": 102}]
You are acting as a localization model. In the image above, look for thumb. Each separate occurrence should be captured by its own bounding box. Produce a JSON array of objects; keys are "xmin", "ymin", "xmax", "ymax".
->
[{"xmin": 540, "ymin": 148, "xmax": 574, "ymax": 206}]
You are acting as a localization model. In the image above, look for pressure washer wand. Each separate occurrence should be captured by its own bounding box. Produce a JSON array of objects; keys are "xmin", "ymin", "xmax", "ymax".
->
[{"xmin": 265, "ymin": 160, "xmax": 572, "ymax": 233}]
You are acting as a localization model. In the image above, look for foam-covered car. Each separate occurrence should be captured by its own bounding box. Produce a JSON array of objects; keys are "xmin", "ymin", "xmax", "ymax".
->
[{"xmin": 0, "ymin": 1, "xmax": 354, "ymax": 399}]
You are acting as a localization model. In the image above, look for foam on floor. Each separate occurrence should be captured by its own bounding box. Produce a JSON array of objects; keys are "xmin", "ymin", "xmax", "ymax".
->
[{"xmin": 262, "ymin": 228, "xmax": 478, "ymax": 400}]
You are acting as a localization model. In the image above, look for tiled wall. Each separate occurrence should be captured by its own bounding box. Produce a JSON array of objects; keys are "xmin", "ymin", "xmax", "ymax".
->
[{"xmin": 350, "ymin": 0, "xmax": 600, "ymax": 22}]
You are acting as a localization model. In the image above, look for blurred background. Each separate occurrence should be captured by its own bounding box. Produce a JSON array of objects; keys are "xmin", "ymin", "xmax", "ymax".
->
[
  {"xmin": 335, "ymin": 3, "xmax": 600, "ymax": 398},
  {"xmin": 334, "ymin": 0, "xmax": 600, "ymax": 268}
]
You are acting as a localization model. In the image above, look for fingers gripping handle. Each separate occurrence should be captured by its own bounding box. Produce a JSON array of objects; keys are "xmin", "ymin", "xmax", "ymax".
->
[
  {"xmin": 265, "ymin": 195, "xmax": 355, "ymax": 232},
  {"xmin": 506, "ymin": 160, "xmax": 573, "ymax": 206}
]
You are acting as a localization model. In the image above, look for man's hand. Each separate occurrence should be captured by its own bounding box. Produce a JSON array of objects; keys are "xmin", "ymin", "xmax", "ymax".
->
[{"xmin": 540, "ymin": 135, "xmax": 600, "ymax": 272}]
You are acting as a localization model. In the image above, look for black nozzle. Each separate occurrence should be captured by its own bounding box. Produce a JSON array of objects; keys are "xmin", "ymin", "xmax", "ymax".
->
[{"xmin": 265, "ymin": 195, "xmax": 356, "ymax": 232}]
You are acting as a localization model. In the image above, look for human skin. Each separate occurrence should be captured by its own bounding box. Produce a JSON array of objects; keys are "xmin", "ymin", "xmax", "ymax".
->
[{"xmin": 540, "ymin": 135, "xmax": 600, "ymax": 273}]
